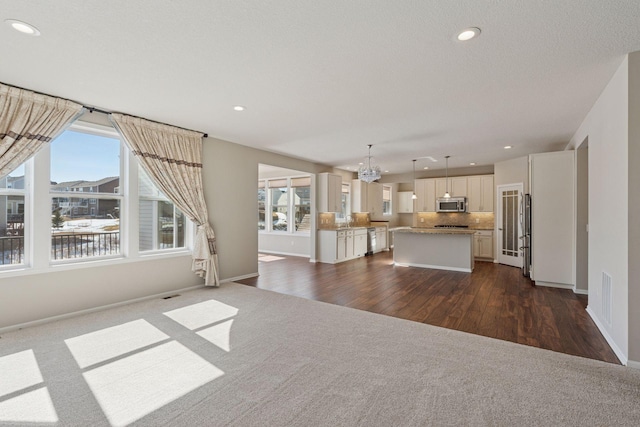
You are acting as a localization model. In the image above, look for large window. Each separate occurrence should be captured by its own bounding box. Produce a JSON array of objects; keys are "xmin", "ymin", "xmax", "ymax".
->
[
  {"xmin": 259, "ymin": 176, "xmax": 311, "ymax": 233},
  {"xmin": 0, "ymin": 163, "xmax": 27, "ymax": 266},
  {"xmin": 50, "ymin": 129, "xmax": 122, "ymax": 260},
  {"xmin": 0, "ymin": 116, "xmax": 192, "ymax": 274},
  {"xmin": 139, "ymin": 166, "xmax": 186, "ymax": 251}
]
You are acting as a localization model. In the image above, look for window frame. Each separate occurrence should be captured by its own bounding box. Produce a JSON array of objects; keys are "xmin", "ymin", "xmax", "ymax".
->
[
  {"xmin": 0, "ymin": 160, "xmax": 32, "ymax": 270},
  {"xmin": 260, "ymin": 175, "xmax": 311, "ymax": 235},
  {"xmin": 383, "ymin": 184, "xmax": 392, "ymax": 216}
]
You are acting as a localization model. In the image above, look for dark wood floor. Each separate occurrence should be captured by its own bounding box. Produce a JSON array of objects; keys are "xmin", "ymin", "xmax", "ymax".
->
[{"xmin": 237, "ymin": 251, "xmax": 620, "ymax": 364}]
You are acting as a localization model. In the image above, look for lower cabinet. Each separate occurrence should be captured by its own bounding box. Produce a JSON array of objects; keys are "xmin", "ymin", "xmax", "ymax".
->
[
  {"xmin": 319, "ymin": 228, "xmax": 368, "ymax": 264},
  {"xmin": 474, "ymin": 230, "xmax": 494, "ymax": 260},
  {"xmin": 375, "ymin": 227, "xmax": 388, "ymax": 253}
]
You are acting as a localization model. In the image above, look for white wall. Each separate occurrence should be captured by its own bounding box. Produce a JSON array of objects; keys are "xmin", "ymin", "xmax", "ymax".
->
[
  {"xmin": 0, "ymin": 255, "xmax": 202, "ymax": 330},
  {"xmin": 259, "ymin": 233, "xmax": 311, "ymax": 257},
  {"xmin": 494, "ymin": 156, "xmax": 529, "ymax": 192},
  {"xmin": 567, "ymin": 56, "xmax": 629, "ymax": 363}
]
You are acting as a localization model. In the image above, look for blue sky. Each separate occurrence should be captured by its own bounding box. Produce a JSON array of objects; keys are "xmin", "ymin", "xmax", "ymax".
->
[{"xmin": 50, "ymin": 130, "xmax": 120, "ymax": 183}]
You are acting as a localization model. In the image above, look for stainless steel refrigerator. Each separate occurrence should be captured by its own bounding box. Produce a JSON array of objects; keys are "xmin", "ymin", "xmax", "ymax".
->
[{"xmin": 520, "ymin": 193, "xmax": 532, "ymax": 277}]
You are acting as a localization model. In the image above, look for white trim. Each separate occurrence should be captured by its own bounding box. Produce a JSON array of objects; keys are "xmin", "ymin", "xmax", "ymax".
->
[
  {"xmin": 258, "ymin": 250, "xmax": 310, "ymax": 258},
  {"xmin": 393, "ymin": 261, "xmax": 472, "ymax": 273},
  {"xmin": 221, "ymin": 272, "xmax": 258, "ymax": 283},
  {"xmin": 586, "ymin": 305, "xmax": 627, "ymax": 365},
  {"xmin": 534, "ymin": 281, "xmax": 574, "ymax": 290},
  {"xmin": 627, "ymin": 360, "xmax": 640, "ymax": 370},
  {"xmin": 0, "ymin": 283, "xmax": 205, "ymax": 334},
  {"xmin": 573, "ymin": 287, "xmax": 589, "ymax": 295}
]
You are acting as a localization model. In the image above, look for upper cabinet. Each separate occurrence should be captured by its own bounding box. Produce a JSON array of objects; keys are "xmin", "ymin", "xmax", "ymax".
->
[
  {"xmin": 351, "ymin": 180, "xmax": 384, "ymax": 220},
  {"xmin": 414, "ymin": 179, "xmax": 436, "ymax": 212},
  {"xmin": 467, "ymin": 175, "xmax": 494, "ymax": 212},
  {"xmin": 435, "ymin": 177, "xmax": 468, "ymax": 198},
  {"xmin": 397, "ymin": 191, "xmax": 414, "ymax": 213},
  {"xmin": 318, "ymin": 173, "xmax": 342, "ymax": 212}
]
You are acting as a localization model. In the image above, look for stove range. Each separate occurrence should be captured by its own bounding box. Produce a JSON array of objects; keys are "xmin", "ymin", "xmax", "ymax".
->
[{"xmin": 433, "ymin": 224, "xmax": 469, "ymax": 228}]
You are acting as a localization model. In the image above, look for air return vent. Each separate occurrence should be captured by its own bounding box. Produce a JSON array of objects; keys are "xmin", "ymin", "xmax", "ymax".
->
[
  {"xmin": 601, "ymin": 272, "xmax": 612, "ymax": 326},
  {"xmin": 162, "ymin": 294, "xmax": 181, "ymax": 300}
]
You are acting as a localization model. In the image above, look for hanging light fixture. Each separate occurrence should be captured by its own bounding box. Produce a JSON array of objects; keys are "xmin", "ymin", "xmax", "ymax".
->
[
  {"xmin": 358, "ymin": 144, "xmax": 382, "ymax": 183},
  {"xmin": 412, "ymin": 159, "xmax": 418, "ymax": 199},
  {"xmin": 443, "ymin": 155, "xmax": 451, "ymax": 198}
]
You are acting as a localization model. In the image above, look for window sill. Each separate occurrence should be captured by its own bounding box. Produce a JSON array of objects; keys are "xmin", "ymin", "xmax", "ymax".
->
[{"xmin": 0, "ymin": 250, "xmax": 192, "ymax": 279}]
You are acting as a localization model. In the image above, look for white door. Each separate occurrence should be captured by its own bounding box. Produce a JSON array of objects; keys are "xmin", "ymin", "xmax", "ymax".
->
[{"xmin": 497, "ymin": 184, "xmax": 523, "ymax": 268}]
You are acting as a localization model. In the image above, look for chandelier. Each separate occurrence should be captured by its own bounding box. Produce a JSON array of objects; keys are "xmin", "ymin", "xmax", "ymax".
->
[{"xmin": 358, "ymin": 144, "xmax": 382, "ymax": 183}]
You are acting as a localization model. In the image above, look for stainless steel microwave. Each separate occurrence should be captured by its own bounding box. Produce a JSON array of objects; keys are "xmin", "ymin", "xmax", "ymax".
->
[{"xmin": 436, "ymin": 197, "xmax": 466, "ymax": 213}]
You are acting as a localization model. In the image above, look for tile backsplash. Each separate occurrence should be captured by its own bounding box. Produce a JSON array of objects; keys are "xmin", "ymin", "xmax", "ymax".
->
[
  {"xmin": 317, "ymin": 212, "xmax": 371, "ymax": 229},
  {"xmin": 414, "ymin": 212, "xmax": 494, "ymax": 229}
]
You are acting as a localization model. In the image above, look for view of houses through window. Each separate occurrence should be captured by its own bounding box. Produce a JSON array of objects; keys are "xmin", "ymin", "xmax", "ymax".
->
[
  {"xmin": 0, "ymin": 121, "xmax": 189, "ymax": 268},
  {"xmin": 383, "ymin": 184, "xmax": 392, "ymax": 215}
]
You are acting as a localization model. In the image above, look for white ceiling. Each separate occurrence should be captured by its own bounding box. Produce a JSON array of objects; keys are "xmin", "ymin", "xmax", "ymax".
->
[{"xmin": 2, "ymin": 1, "xmax": 640, "ymax": 174}]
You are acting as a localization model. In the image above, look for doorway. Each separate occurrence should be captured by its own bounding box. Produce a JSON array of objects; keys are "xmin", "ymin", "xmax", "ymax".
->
[{"xmin": 497, "ymin": 183, "xmax": 523, "ymax": 268}]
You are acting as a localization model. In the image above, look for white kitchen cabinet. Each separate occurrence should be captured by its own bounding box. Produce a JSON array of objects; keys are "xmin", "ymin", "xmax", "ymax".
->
[
  {"xmin": 351, "ymin": 180, "xmax": 384, "ymax": 219},
  {"xmin": 318, "ymin": 228, "xmax": 367, "ymax": 264},
  {"xmin": 474, "ymin": 230, "xmax": 494, "ymax": 259},
  {"xmin": 317, "ymin": 173, "xmax": 342, "ymax": 212},
  {"xmin": 414, "ymin": 179, "xmax": 436, "ymax": 212},
  {"xmin": 375, "ymin": 227, "xmax": 387, "ymax": 252},
  {"xmin": 398, "ymin": 191, "xmax": 414, "ymax": 213},
  {"xmin": 468, "ymin": 175, "xmax": 494, "ymax": 212},
  {"xmin": 530, "ymin": 151, "xmax": 575, "ymax": 287},
  {"xmin": 436, "ymin": 177, "xmax": 467, "ymax": 198},
  {"xmin": 354, "ymin": 229, "xmax": 367, "ymax": 257}
]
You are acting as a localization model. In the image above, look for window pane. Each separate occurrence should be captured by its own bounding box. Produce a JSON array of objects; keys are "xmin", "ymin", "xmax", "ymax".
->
[
  {"xmin": 50, "ymin": 130, "xmax": 120, "ymax": 193},
  {"xmin": 0, "ymin": 164, "xmax": 25, "ymax": 189},
  {"xmin": 139, "ymin": 199, "xmax": 154, "ymax": 251},
  {"xmin": 139, "ymin": 166, "xmax": 163, "ymax": 198},
  {"xmin": 258, "ymin": 187, "xmax": 266, "ymax": 230},
  {"xmin": 51, "ymin": 199, "xmax": 120, "ymax": 260},
  {"xmin": 293, "ymin": 186, "xmax": 311, "ymax": 232},
  {"xmin": 270, "ymin": 187, "xmax": 288, "ymax": 231},
  {"xmin": 158, "ymin": 200, "xmax": 175, "ymax": 249},
  {"xmin": 0, "ymin": 195, "xmax": 25, "ymax": 265}
]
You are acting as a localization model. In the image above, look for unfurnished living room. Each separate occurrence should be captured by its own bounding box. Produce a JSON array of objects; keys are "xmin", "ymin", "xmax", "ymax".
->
[{"xmin": 1, "ymin": 1, "xmax": 640, "ymax": 426}]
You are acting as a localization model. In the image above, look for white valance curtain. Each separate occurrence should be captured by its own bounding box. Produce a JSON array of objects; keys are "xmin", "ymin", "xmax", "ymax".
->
[
  {"xmin": 0, "ymin": 83, "xmax": 83, "ymax": 177},
  {"xmin": 110, "ymin": 113, "xmax": 220, "ymax": 287}
]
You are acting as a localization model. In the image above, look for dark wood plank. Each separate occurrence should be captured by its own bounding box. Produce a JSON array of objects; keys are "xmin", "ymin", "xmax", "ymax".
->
[{"xmin": 238, "ymin": 251, "xmax": 620, "ymax": 364}]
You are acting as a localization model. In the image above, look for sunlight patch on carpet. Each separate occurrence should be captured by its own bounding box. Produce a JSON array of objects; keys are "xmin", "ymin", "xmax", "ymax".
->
[
  {"xmin": 197, "ymin": 319, "xmax": 234, "ymax": 352},
  {"xmin": 163, "ymin": 299, "xmax": 238, "ymax": 330},
  {"xmin": 83, "ymin": 341, "xmax": 223, "ymax": 427},
  {"xmin": 65, "ymin": 319, "xmax": 169, "ymax": 369}
]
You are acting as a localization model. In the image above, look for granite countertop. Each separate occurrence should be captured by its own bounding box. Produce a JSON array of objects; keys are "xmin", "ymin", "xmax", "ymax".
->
[
  {"xmin": 319, "ymin": 226, "xmax": 369, "ymax": 231},
  {"xmin": 391, "ymin": 227, "xmax": 477, "ymax": 235}
]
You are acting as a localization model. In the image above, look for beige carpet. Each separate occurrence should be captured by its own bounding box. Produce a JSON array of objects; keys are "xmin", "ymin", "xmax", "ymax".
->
[{"xmin": 1, "ymin": 282, "xmax": 639, "ymax": 426}]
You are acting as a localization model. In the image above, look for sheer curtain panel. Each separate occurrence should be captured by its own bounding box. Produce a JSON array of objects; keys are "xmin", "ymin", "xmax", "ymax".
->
[
  {"xmin": 0, "ymin": 83, "xmax": 83, "ymax": 177},
  {"xmin": 110, "ymin": 113, "xmax": 219, "ymax": 286}
]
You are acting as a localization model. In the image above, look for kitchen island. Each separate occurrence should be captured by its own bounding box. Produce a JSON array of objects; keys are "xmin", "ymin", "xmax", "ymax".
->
[{"xmin": 391, "ymin": 228, "xmax": 476, "ymax": 272}]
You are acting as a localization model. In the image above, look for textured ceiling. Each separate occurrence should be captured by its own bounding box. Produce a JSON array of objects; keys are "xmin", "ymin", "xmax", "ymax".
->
[{"xmin": 1, "ymin": 1, "xmax": 640, "ymax": 174}]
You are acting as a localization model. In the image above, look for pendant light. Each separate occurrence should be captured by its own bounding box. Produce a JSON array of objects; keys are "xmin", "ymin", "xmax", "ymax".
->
[
  {"xmin": 411, "ymin": 159, "xmax": 418, "ymax": 199},
  {"xmin": 358, "ymin": 144, "xmax": 382, "ymax": 183},
  {"xmin": 443, "ymin": 155, "xmax": 451, "ymax": 198}
]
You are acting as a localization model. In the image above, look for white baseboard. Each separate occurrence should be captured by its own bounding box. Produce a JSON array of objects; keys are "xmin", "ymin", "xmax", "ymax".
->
[
  {"xmin": 627, "ymin": 360, "xmax": 640, "ymax": 370},
  {"xmin": 220, "ymin": 272, "xmax": 259, "ymax": 283},
  {"xmin": 0, "ymin": 284, "xmax": 205, "ymax": 335},
  {"xmin": 573, "ymin": 287, "xmax": 588, "ymax": 295},
  {"xmin": 586, "ymin": 305, "xmax": 628, "ymax": 365},
  {"xmin": 259, "ymin": 250, "xmax": 310, "ymax": 258},
  {"xmin": 535, "ymin": 281, "xmax": 574, "ymax": 290},
  {"xmin": 393, "ymin": 262, "xmax": 472, "ymax": 273}
]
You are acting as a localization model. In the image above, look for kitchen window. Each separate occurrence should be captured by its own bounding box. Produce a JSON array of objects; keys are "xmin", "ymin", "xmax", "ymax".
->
[
  {"xmin": 383, "ymin": 185, "xmax": 392, "ymax": 215},
  {"xmin": 258, "ymin": 181, "xmax": 266, "ymax": 231}
]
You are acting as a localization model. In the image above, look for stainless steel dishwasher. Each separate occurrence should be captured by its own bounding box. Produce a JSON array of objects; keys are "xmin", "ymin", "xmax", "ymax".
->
[{"xmin": 366, "ymin": 227, "xmax": 376, "ymax": 255}]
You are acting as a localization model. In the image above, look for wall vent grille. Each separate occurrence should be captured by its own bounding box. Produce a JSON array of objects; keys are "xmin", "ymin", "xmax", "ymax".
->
[{"xmin": 602, "ymin": 272, "xmax": 612, "ymax": 326}]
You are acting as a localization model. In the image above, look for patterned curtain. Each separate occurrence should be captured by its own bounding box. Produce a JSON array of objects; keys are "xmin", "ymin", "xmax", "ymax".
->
[
  {"xmin": 0, "ymin": 83, "xmax": 83, "ymax": 177},
  {"xmin": 110, "ymin": 113, "xmax": 219, "ymax": 286}
]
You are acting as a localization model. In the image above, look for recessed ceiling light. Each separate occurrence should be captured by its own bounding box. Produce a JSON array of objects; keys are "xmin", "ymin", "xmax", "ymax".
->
[
  {"xmin": 423, "ymin": 166, "xmax": 429, "ymax": 170},
  {"xmin": 384, "ymin": 170, "xmax": 389, "ymax": 173},
  {"xmin": 233, "ymin": 105, "xmax": 245, "ymax": 111},
  {"xmin": 358, "ymin": 162, "xmax": 364, "ymax": 165},
  {"xmin": 457, "ymin": 27, "xmax": 480, "ymax": 41},
  {"xmin": 504, "ymin": 145, "xmax": 512, "ymax": 149},
  {"xmin": 470, "ymin": 162, "xmax": 476, "ymax": 166},
  {"xmin": 5, "ymin": 19, "xmax": 40, "ymax": 36}
]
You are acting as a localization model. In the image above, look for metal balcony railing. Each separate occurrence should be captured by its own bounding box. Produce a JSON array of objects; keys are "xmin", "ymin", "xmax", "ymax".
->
[
  {"xmin": 0, "ymin": 236, "xmax": 24, "ymax": 265},
  {"xmin": 51, "ymin": 232, "xmax": 120, "ymax": 260}
]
